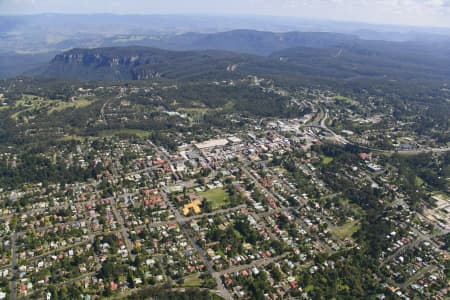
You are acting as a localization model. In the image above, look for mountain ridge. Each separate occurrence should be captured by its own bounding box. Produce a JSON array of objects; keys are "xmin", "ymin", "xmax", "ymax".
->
[
  {"xmin": 28, "ymin": 46, "xmax": 260, "ymax": 81},
  {"xmin": 26, "ymin": 31, "xmax": 450, "ymax": 82}
]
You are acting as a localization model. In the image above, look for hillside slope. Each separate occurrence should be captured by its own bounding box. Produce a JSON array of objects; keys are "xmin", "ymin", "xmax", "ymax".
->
[
  {"xmin": 29, "ymin": 46, "xmax": 260, "ymax": 81},
  {"xmin": 29, "ymin": 39, "xmax": 450, "ymax": 82}
]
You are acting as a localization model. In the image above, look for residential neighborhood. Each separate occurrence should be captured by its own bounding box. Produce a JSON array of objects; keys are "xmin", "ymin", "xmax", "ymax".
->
[{"xmin": 0, "ymin": 92, "xmax": 448, "ymax": 299}]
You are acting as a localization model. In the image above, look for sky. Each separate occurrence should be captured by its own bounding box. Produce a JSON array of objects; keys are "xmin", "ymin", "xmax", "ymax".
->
[{"xmin": 1, "ymin": 0, "xmax": 450, "ymax": 28}]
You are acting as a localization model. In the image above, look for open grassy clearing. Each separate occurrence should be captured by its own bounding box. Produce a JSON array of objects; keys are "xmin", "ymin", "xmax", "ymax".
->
[
  {"xmin": 321, "ymin": 155, "xmax": 334, "ymax": 165},
  {"xmin": 415, "ymin": 176, "xmax": 424, "ymax": 186},
  {"xmin": 334, "ymin": 95, "xmax": 358, "ymax": 104},
  {"xmin": 48, "ymin": 98, "xmax": 94, "ymax": 114},
  {"xmin": 12, "ymin": 94, "xmax": 95, "ymax": 120},
  {"xmin": 15, "ymin": 94, "xmax": 46, "ymax": 107},
  {"xmin": 199, "ymin": 188, "xmax": 229, "ymax": 210},
  {"xmin": 182, "ymin": 273, "xmax": 203, "ymax": 287},
  {"xmin": 57, "ymin": 135, "xmax": 90, "ymax": 142},
  {"xmin": 221, "ymin": 101, "xmax": 235, "ymax": 111},
  {"xmin": 336, "ymin": 197, "xmax": 365, "ymax": 219},
  {"xmin": 176, "ymin": 101, "xmax": 234, "ymax": 115},
  {"xmin": 331, "ymin": 220, "xmax": 360, "ymax": 240},
  {"xmin": 12, "ymin": 94, "xmax": 54, "ymax": 120},
  {"xmin": 97, "ymin": 129, "xmax": 151, "ymax": 138},
  {"xmin": 176, "ymin": 107, "xmax": 210, "ymax": 114}
]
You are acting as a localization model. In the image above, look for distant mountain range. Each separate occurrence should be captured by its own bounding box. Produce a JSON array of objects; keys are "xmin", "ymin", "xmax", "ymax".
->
[
  {"xmin": 3, "ymin": 14, "xmax": 450, "ymax": 79},
  {"xmin": 26, "ymin": 30, "xmax": 450, "ymax": 82},
  {"xmin": 3, "ymin": 30, "xmax": 359, "ymax": 79},
  {"xmin": 99, "ymin": 30, "xmax": 359, "ymax": 56},
  {"xmin": 269, "ymin": 40, "xmax": 450, "ymax": 81}
]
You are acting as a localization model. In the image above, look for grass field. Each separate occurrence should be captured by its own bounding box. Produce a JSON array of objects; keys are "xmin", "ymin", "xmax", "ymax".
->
[
  {"xmin": 98, "ymin": 129, "xmax": 151, "ymax": 138},
  {"xmin": 274, "ymin": 167, "xmax": 288, "ymax": 174},
  {"xmin": 57, "ymin": 135, "xmax": 89, "ymax": 142},
  {"xmin": 177, "ymin": 107, "xmax": 210, "ymax": 114},
  {"xmin": 334, "ymin": 95, "xmax": 358, "ymax": 104},
  {"xmin": 12, "ymin": 94, "xmax": 96, "ymax": 120},
  {"xmin": 15, "ymin": 94, "xmax": 46, "ymax": 107},
  {"xmin": 331, "ymin": 220, "xmax": 360, "ymax": 240},
  {"xmin": 177, "ymin": 101, "xmax": 235, "ymax": 115},
  {"xmin": 221, "ymin": 101, "xmax": 235, "ymax": 111},
  {"xmin": 48, "ymin": 98, "xmax": 93, "ymax": 114},
  {"xmin": 199, "ymin": 188, "xmax": 229, "ymax": 210},
  {"xmin": 321, "ymin": 155, "xmax": 334, "ymax": 165},
  {"xmin": 182, "ymin": 274, "xmax": 203, "ymax": 287},
  {"xmin": 415, "ymin": 176, "xmax": 424, "ymax": 187},
  {"xmin": 305, "ymin": 285, "xmax": 314, "ymax": 292},
  {"xmin": 338, "ymin": 198, "xmax": 364, "ymax": 217},
  {"xmin": 12, "ymin": 94, "xmax": 53, "ymax": 120}
]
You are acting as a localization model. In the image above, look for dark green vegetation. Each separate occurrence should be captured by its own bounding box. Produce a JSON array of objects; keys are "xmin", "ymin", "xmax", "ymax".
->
[
  {"xmin": 29, "ymin": 47, "xmax": 256, "ymax": 81},
  {"xmin": 270, "ymin": 40, "xmax": 450, "ymax": 80},
  {"xmin": 0, "ymin": 150, "xmax": 104, "ymax": 189},
  {"xmin": 0, "ymin": 77, "xmax": 299, "ymax": 153},
  {"xmin": 275, "ymin": 143, "xmax": 448, "ymax": 299},
  {"xmin": 2, "ymin": 26, "xmax": 450, "ymax": 82},
  {"xmin": 129, "ymin": 286, "xmax": 222, "ymax": 300},
  {"xmin": 1, "ymin": 17, "xmax": 449, "ymax": 300},
  {"xmin": 27, "ymin": 43, "xmax": 450, "ymax": 82},
  {"xmin": 24, "ymin": 32, "xmax": 450, "ymax": 82},
  {"xmin": 315, "ymin": 143, "xmax": 449, "ymax": 211},
  {"xmin": 386, "ymin": 152, "xmax": 450, "ymax": 209},
  {"xmin": 0, "ymin": 68, "xmax": 448, "ymax": 191}
]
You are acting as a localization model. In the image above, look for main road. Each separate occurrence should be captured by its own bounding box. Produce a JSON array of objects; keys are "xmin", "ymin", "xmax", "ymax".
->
[
  {"xmin": 10, "ymin": 231, "xmax": 18, "ymax": 300},
  {"xmin": 161, "ymin": 190, "xmax": 233, "ymax": 300},
  {"xmin": 307, "ymin": 103, "xmax": 450, "ymax": 155}
]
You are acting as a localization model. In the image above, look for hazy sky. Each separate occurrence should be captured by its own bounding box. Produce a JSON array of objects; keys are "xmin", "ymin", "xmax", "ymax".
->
[{"xmin": 1, "ymin": 0, "xmax": 450, "ymax": 28}]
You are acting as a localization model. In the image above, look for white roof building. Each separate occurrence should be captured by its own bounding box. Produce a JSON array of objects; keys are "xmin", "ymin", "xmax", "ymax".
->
[{"xmin": 195, "ymin": 139, "xmax": 229, "ymax": 150}]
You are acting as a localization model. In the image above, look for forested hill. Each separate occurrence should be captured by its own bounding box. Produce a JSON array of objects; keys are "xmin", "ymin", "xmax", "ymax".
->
[
  {"xmin": 28, "ymin": 36, "xmax": 450, "ymax": 82},
  {"xmin": 269, "ymin": 40, "xmax": 450, "ymax": 80},
  {"xmin": 1, "ymin": 30, "xmax": 358, "ymax": 79},
  {"xmin": 28, "ymin": 46, "xmax": 261, "ymax": 81}
]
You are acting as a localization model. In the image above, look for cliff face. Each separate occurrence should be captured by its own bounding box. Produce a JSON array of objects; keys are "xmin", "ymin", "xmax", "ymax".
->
[
  {"xmin": 29, "ymin": 46, "xmax": 253, "ymax": 81},
  {"xmin": 54, "ymin": 52, "xmax": 159, "ymax": 67},
  {"xmin": 28, "ymin": 37, "xmax": 450, "ymax": 82}
]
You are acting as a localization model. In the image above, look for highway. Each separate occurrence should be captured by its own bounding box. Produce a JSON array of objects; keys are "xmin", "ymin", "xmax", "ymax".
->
[{"xmin": 307, "ymin": 103, "xmax": 450, "ymax": 155}]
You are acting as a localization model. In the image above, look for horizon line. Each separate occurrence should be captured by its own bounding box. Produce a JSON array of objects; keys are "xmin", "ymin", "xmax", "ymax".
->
[{"xmin": 1, "ymin": 12, "xmax": 450, "ymax": 31}]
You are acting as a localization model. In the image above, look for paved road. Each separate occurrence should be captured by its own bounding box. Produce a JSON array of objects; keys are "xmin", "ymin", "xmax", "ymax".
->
[
  {"xmin": 15, "ymin": 219, "xmax": 88, "ymax": 238},
  {"xmin": 307, "ymin": 103, "xmax": 450, "ymax": 155},
  {"xmin": 99, "ymin": 98, "xmax": 112, "ymax": 125},
  {"xmin": 186, "ymin": 205, "xmax": 246, "ymax": 221},
  {"xmin": 161, "ymin": 190, "xmax": 233, "ymax": 300},
  {"xmin": 242, "ymin": 163, "xmax": 328, "ymax": 253},
  {"xmin": 218, "ymin": 253, "xmax": 289, "ymax": 276},
  {"xmin": 250, "ymin": 212, "xmax": 279, "ymax": 242},
  {"xmin": 380, "ymin": 238, "xmax": 422, "ymax": 268},
  {"xmin": 10, "ymin": 231, "xmax": 18, "ymax": 300},
  {"xmin": 110, "ymin": 198, "xmax": 135, "ymax": 260},
  {"xmin": 0, "ymin": 202, "xmax": 72, "ymax": 222},
  {"xmin": 241, "ymin": 165, "xmax": 281, "ymax": 211},
  {"xmin": 399, "ymin": 265, "xmax": 438, "ymax": 290},
  {"xmin": 25, "ymin": 239, "xmax": 92, "ymax": 263}
]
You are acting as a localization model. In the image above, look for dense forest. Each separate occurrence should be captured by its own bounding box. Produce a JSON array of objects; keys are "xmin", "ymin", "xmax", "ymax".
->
[{"xmin": 128, "ymin": 287, "xmax": 222, "ymax": 300}]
